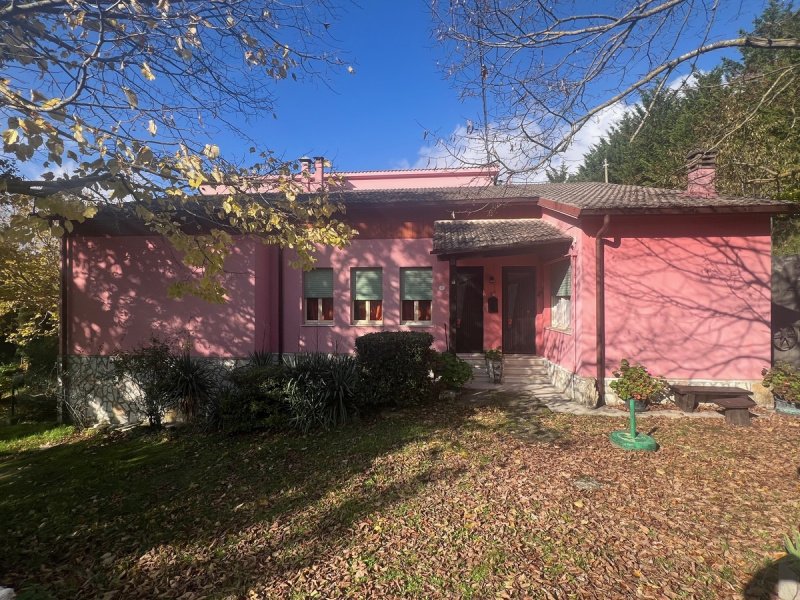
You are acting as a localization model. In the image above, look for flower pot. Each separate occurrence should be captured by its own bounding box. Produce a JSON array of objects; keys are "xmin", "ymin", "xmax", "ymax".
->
[
  {"xmin": 775, "ymin": 395, "xmax": 800, "ymax": 416},
  {"xmin": 623, "ymin": 398, "xmax": 649, "ymax": 413},
  {"xmin": 486, "ymin": 359, "xmax": 503, "ymax": 384}
]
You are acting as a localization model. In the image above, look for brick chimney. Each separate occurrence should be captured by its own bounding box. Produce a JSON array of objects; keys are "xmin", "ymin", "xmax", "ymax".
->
[
  {"xmin": 299, "ymin": 157, "xmax": 312, "ymax": 191},
  {"xmin": 686, "ymin": 149, "xmax": 717, "ymax": 198},
  {"xmin": 313, "ymin": 156, "xmax": 325, "ymax": 186}
]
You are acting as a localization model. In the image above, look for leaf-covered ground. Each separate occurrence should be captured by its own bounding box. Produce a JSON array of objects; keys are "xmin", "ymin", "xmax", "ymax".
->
[{"xmin": 1, "ymin": 394, "xmax": 799, "ymax": 599}]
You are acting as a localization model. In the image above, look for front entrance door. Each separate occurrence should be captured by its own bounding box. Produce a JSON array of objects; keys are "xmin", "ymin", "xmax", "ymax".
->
[
  {"xmin": 503, "ymin": 267, "xmax": 536, "ymax": 354},
  {"xmin": 455, "ymin": 267, "xmax": 484, "ymax": 353}
]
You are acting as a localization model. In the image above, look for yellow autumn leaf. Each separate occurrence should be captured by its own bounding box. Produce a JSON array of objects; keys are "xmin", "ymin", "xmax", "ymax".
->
[
  {"xmin": 41, "ymin": 97, "xmax": 62, "ymax": 110},
  {"xmin": 187, "ymin": 172, "xmax": 206, "ymax": 188},
  {"xmin": 203, "ymin": 144, "xmax": 220, "ymax": 159},
  {"xmin": 2, "ymin": 129, "xmax": 18, "ymax": 145},
  {"xmin": 122, "ymin": 87, "xmax": 138, "ymax": 109},
  {"xmin": 140, "ymin": 62, "xmax": 156, "ymax": 81}
]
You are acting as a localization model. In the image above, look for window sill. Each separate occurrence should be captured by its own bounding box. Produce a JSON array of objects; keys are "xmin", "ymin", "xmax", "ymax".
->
[
  {"xmin": 401, "ymin": 322, "xmax": 434, "ymax": 327},
  {"xmin": 545, "ymin": 326, "xmax": 573, "ymax": 335},
  {"xmin": 302, "ymin": 322, "xmax": 335, "ymax": 327},
  {"xmin": 351, "ymin": 322, "xmax": 384, "ymax": 327}
]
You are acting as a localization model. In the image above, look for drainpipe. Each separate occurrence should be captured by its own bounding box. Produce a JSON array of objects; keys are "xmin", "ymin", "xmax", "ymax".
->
[
  {"xmin": 277, "ymin": 247, "xmax": 284, "ymax": 360},
  {"xmin": 58, "ymin": 229, "xmax": 70, "ymax": 424},
  {"xmin": 595, "ymin": 215, "xmax": 611, "ymax": 408}
]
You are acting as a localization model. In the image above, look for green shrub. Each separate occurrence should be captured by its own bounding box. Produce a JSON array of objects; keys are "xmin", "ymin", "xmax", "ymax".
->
[
  {"xmin": 355, "ymin": 331, "xmax": 435, "ymax": 406},
  {"xmin": 432, "ymin": 351, "xmax": 472, "ymax": 390},
  {"xmin": 284, "ymin": 353, "xmax": 360, "ymax": 432},
  {"xmin": 609, "ymin": 359, "xmax": 667, "ymax": 403},
  {"xmin": 209, "ymin": 362, "xmax": 288, "ymax": 433},
  {"xmin": 113, "ymin": 337, "xmax": 176, "ymax": 427}
]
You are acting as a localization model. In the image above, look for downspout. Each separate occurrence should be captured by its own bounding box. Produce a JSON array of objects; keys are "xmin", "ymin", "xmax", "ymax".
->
[
  {"xmin": 595, "ymin": 215, "xmax": 611, "ymax": 408},
  {"xmin": 277, "ymin": 247, "xmax": 284, "ymax": 360},
  {"xmin": 58, "ymin": 229, "xmax": 70, "ymax": 424}
]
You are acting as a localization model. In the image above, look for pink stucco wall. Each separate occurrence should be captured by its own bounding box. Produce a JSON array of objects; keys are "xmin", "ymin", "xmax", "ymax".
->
[
  {"xmin": 68, "ymin": 204, "xmax": 774, "ymax": 386},
  {"xmin": 577, "ymin": 214, "xmax": 772, "ymax": 380},
  {"xmin": 69, "ymin": 235, "xmax": 260, "ymax": 357},
  {"xmin": 282, "ymin": 238, "xmax": 450, "ymax": 353}
]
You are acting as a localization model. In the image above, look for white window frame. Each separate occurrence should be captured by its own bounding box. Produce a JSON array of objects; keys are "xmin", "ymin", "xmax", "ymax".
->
[
  {"xmin": 400, "ymin": 267, "xmax": 433, "ymax": 325},
  {"xmin": 352, "ymin": 267, "xmax": 384, "ymax": 325},
  {"xmin": 550, "ymin": 259, "xmax": 572, "ymax": 332},
  {"xmin": 304, "ymin": 268, "xmax": 334, "ymax": 325}
]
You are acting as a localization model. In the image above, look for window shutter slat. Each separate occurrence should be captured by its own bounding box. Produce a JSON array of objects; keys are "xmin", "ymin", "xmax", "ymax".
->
[
  {"xmin": 304, "ymin": 268, "xmax": 333, "ymax": 298},
  {"xmin": 402, "ymin": 268, "xmax": 433, "ymax": 300},
  {"xmin": 552, "ymin": 261, "xmax": 571, "ymax": 297},
  {"xmin": 354, "ymin": 269, "xmax": 382, "ymax": 300}
]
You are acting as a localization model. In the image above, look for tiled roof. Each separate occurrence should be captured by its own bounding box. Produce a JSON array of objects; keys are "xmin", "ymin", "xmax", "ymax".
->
[
  {"xmin": 327, "ymin": 182, "xmax": 790, "ymax": 213},
  {"xmin": 432, "ymin": 219, "xmax": 572, "ymax": 255},
  {"xmin": 523, "ymin": 182, "xmax": 787, "ymax": 212},
  {"xmin": 328, "ymin": 185, "xmax": 541, "ymax": 206}
]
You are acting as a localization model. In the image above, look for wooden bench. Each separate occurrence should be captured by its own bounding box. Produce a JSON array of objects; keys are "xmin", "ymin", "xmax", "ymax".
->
[
  {"xmin": 670, "ymin": 385, "xmax": 756, "ymax": 426},
  {"xmin": 712, "ymin": 397, "xmax": 757, "ymax": 426}
]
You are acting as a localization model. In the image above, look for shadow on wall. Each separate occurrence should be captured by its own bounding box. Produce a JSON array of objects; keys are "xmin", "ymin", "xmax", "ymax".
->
[
  {"xmin": 285, "ymin": 237, "xmax": 450, "ymax": 354},
  {"xmin": 70, "ymin": 236, "xmax": 257, "ymax": 357},
  {"xmin": 603, "ymin": 235, "xmax": 771, "ymax": 381}
]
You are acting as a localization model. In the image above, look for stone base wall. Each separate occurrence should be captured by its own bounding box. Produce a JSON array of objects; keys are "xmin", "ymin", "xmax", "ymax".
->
[
  {"xmin": 542, "ymin": 357, "xmax": 770, "ymax": 408},
  {"xmin": 66, "ymin": 355, "xmax": 247, "ymax": 426},
  {"xmin": 603, "ymin": 377, "xmax": 771, "ymax": 408},
  {"xmin": 544, "ymin": 361, "xmax": 599, "ymax": 407}
]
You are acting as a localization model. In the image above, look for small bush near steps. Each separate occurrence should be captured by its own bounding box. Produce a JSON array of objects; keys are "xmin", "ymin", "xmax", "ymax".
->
[{"xmin": 431, "ymin": 351, "xmax": 472, "ymax": 391}]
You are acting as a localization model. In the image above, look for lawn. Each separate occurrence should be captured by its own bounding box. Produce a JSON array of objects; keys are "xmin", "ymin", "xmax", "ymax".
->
[{"xmin": 1, "ymin": 395, "xmax": 799, "ymax": 599}]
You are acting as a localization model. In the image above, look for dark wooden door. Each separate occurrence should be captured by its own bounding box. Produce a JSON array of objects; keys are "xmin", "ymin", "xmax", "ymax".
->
[
  {"xmin": 455, "ymin": 267, "xmax": 484, "ymax": 353},
  {"xmin": 503, "ymin": 267, "xmax": 536, "ymax": 354}
]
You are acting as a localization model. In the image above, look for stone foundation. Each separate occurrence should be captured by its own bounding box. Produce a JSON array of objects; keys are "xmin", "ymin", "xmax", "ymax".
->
[
  {"xmin": 542, "ymin": 357, "xmax": 769, "ymax": 408},
  {"xmin": 66, "ymin": 355, "xmax": 247, "ymax": 426},
  {"xmin": 544, "ymin": 361, "xmax": 599, "ymax": 407}
]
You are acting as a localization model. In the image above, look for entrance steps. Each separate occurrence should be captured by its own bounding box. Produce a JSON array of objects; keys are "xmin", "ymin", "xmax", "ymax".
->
[{"xmin": 456, "ymin": 353, "xmax": 551, "ymax": 385}]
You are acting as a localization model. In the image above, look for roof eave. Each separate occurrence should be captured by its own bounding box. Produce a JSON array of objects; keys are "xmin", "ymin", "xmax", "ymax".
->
[
  {"xmin": 578, "ymin": 204, "xmax": 795, "ymax": 216},
  {"xmin": 431, "ymin": 237, "xmax": 572, "ymax": 260}
]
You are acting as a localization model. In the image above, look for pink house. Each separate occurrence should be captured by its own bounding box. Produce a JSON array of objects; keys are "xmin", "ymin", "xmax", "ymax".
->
[{"xmin": 64, "ymin": 152, "xmax": 790, "ymax": 423}]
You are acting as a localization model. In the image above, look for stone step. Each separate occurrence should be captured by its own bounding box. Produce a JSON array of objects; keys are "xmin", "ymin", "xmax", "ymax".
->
[{"xmin": 502, "ymin": 366, "xmax": 550, "ymax": 374}]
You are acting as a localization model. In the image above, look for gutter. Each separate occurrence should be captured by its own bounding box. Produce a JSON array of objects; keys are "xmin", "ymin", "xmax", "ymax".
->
[
  {"xmin": 277, "ymin": 247, "xmax": 284, "ymax": 359},
  {"xmin": 58, "ymin": 229, "xmax": 70, "ymax": 424},
  {"xmin": 595, "ymin": 215, "xmax": 611, "ymax": 408}
]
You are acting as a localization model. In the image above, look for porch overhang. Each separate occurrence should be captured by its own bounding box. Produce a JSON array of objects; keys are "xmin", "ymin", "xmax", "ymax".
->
[{"xmin": 431, "ymin": 219, "xmax": 572, "ymax": 260}]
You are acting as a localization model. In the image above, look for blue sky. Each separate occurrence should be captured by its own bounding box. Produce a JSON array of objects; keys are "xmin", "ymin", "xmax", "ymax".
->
[
  {"xmin": 218, "ymin": 1, "xmax": 478, "ymax": 171},
  {"xmin": 215, "ymin": 1, "xmax": 768, "ymax": 174}
]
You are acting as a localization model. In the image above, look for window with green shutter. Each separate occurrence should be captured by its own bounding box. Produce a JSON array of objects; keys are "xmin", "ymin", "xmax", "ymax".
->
[
  {"xmin": 304, "ymin": 268, "xmax": 334, "ymax": 323},
  {"xmin": 352, "ymin": 268, "xmax": 383, "ymax": 323},
  {"xmin": 401, "ymin": 267, "xmax": 433, "ymax": 323},
  {"xmin": 550, "ymin": 260, "xmax": 571, "ymax": 330}
]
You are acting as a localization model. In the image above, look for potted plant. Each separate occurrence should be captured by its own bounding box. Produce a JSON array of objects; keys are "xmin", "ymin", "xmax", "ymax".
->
[
  {"xmin": 484, "ymin": 347, "xmax": 503, "ymax": 384},
  {"xmin": 762, "ymin": 362, "xmax": 800, "ymax": 416},
  {"xmin": 609, "ymin": 359, "xmax": 668, "ymax": 412}
]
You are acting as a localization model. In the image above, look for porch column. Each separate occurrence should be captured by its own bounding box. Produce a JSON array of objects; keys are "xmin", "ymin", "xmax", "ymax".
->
[{"xmin": 449, "ymin": 257, "xmax": 457, "ymax": 352}]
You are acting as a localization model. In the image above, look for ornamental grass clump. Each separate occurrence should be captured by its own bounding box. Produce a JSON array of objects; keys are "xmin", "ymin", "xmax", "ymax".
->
[{"xmin": 609, "ymin": 359, "xmax": 668, "ymax": 404}]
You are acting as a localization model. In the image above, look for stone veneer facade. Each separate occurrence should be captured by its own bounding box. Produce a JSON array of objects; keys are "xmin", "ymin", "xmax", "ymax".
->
[
  {"xmin": 65, "ymin": 355, "xmax": 247, "ymax": 426},
  {"xmin": 544, "ymin": 358, "xmax": 771, "ymax": 408}
]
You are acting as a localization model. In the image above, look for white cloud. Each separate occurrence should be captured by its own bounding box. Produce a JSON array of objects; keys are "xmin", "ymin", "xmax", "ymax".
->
[
  {"xmin": 409, "ymin": 103, "xmax": 629, "ymax": 182},
  {"xmin": 407, "ymin": 69, "xmax": 711, "ymax": 181}
]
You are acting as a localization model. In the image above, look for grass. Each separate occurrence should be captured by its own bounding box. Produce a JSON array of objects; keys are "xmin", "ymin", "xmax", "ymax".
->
[
  {"xmin": 0, "ymin": 423, "xmax": 76, "ymax": 454},
  {"xmin": 1, "ymin": 397, "xmax": 799, "ymax": 599}
]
